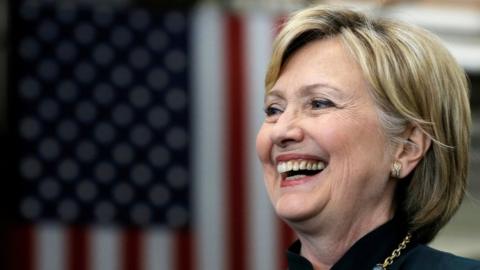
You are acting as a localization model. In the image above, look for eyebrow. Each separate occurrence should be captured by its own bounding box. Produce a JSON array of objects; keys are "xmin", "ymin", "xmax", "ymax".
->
[
  {"xmin": 299, "ymin": 83, "xmax": 342, "ymax": 95},
  {"xmin": 266, "ymin": 83, "xmax": 342, "ymax": 99}
]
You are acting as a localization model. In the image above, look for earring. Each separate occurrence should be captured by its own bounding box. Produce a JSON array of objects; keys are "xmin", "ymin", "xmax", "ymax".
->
[{"xmin": 391, "ymin": 161, "xmax": 402, "ymax": 178}]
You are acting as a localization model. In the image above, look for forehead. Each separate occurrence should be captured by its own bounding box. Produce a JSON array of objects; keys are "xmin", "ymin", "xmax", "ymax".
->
[{"xmin": 270, "ymin": 37, "xmax": 370, "ymax": 99}]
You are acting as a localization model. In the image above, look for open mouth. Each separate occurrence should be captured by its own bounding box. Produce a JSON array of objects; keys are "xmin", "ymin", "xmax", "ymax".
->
[{"xmin": 277, "ymin": 160, "xmax": 326, "ymax": 181}]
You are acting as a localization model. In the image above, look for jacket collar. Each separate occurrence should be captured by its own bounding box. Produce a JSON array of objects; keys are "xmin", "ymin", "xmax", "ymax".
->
[{"xmin": 286, "ymin": 215, "xmax": 414, "ymax": 270}]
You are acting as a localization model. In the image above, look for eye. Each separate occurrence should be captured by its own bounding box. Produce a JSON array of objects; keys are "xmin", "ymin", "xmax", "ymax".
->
[
  {"xmin": 264, "ymin": 104, "xmax": 283, "ymax": 117},
  {"xmin": 310, "ymin": 99, "xmax": 335, "ymax": 109}
]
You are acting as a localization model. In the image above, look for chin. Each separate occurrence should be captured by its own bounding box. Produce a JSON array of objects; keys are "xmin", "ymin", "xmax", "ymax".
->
[{"xmin": 274, "ymin": 193, "xmax": 325, "ymax": 223}]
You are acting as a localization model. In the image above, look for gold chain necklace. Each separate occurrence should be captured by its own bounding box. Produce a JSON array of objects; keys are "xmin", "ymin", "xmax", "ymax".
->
[{"xmin": 372, "ymin": 233, "xmax": 412, "ymax": 270}]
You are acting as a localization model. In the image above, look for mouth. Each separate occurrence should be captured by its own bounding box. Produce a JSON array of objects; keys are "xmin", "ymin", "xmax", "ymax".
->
[{"xmin": 277, "ymin": 159, "xmax": 326, "ymax": 186}]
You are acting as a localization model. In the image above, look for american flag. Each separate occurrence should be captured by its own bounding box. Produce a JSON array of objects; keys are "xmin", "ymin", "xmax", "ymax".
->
[{"xmin": 9, "ymin": 1, "xmax": 295, "ymax": 270}]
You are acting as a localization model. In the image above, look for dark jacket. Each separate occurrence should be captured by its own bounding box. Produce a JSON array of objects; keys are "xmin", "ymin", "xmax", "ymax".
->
[
  {"xmin": 391, "ymin": 245, "xmax": 480, "ymax": 270},
  {"xmin": 286, "ymin": 217, "xmax": 480, "ymax": 270}
]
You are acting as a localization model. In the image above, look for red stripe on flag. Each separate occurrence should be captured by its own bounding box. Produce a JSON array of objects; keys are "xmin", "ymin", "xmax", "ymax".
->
[
  {"xmin": 174, "ymin": 229, "xmax": 193, "ymax": 270},
  {"xmin": 67, "ymin": 226, "xmax": 89, "ymax": 270},
  {"xmin": 122, "ymin": 228, "xmax": 143, "ymax": 270},
  {"xmin": 10, "ymin": 225, "xmax": 34, "ymax": 270},
  {"xmin": 226, "ymin": 14, "xmax": 247, "ymax": 270}
]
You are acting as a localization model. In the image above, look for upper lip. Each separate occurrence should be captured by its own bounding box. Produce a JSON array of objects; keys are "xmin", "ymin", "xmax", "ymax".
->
[{"xmin": 274, "ymin": 153, "xmax": 326, "ymax": 164}]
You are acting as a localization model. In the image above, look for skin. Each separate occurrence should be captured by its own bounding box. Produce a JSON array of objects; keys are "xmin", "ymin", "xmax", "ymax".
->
[{"xmin": 256, "ymin": 37, "xmax": 400, "ymax": 269}]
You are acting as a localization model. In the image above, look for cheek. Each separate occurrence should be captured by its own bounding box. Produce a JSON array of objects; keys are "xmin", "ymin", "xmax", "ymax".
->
[
  {"xmin": 319, "ymin": 113, "xmax": 385, "ymax": 154},
  {"xmin": 324, "ymin": 119, "xmax": 389, "ymax": 189},
  {"xmin": 255, "ymin": 124, "xmax": 271, "ymax": 162},
  {"xmin": 310, "ymin": 119, "xmax": 351, "ymax": 156},
  {"xmin": 256, "ymin": 125, "xmax": 277, "ymax": 199},
  {"xmin": 312, "ymin": 116, "xmax": 386, "ymax": 179}
]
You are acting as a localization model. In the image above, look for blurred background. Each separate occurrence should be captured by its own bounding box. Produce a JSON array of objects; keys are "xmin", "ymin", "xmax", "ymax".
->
[{"xmin": 0, "ymin": 0, "xmax": 478, "ymax": 270}]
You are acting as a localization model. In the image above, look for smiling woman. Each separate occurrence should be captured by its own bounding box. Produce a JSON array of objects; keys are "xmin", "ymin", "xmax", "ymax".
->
[{"xmin": 256, "ymin": 5, "xmax": 480, "ymax": 270}]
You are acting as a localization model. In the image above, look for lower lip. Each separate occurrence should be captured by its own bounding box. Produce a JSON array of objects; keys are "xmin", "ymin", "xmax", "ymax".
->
[{"xmin": 280, "ymin": 175, "xmax": 318, "ymax": 187}]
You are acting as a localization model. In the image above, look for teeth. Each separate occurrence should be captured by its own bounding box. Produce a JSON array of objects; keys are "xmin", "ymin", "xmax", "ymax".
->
[
  {"xmin": 276, "ymin": 160, "xmax": 325, "ymax": 174},
  {"xmin": 287, "ymin": 161, "xmax": 293, "ymax": 171},
  {"xmin": 317, "ymin": 162, "xmax": 325, "ymax": 170},
  {"xmin": 292, "ymin": 162, "xmax": 299, "ymax": 171},
  {"xmin": 277, "ymin": 163, "xmax": 285, "ymax": 173},
  {"xmin": 299, "ymin": 160, "xmax": 306, "ymax": 170},
  {"xmin": 285, "ymin": 174, "xmax": 306, "ymax": 181}
]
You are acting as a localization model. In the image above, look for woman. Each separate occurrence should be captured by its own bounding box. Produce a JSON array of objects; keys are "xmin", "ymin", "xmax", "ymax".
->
[{"xmin": 256, "ymin": 5, "xmax": 480, "ymax": 270}]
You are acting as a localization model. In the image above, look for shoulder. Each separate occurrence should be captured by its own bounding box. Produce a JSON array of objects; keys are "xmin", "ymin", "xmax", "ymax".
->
[{"xmin": 393, "ymin": 244, "xmax": 480, "ymax": 270}]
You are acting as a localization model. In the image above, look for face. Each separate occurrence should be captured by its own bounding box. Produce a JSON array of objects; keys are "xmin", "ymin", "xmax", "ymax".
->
[{"xmin": 256, "ymin": 37, "xmax": 396, "ymax": 228}]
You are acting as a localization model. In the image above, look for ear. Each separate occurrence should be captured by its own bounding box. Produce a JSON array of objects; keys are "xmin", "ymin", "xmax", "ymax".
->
[{"xmin": 393, "ymin": 125, "xmax": 432, "ymax": 178}]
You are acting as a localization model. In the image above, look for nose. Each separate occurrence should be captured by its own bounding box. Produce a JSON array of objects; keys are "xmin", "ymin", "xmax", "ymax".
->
[{"xmin": 270, "ymin": 110, "xmax": 304, "ymax": 148}]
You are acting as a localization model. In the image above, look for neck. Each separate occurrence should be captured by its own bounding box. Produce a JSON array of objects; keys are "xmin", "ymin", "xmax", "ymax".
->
[{"xmin": 292, "ymin": 205, "xmax": 395, "ymax": 270}]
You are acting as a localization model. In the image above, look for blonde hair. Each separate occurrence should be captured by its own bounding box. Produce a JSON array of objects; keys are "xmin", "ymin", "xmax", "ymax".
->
[{"xmin": 266, "ymin": 5, "xmax": 471, "ymax": 243}]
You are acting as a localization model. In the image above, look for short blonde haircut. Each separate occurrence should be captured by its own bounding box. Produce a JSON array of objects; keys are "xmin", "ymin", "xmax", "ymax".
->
[{"xmin": 266, "ymin": 5, "xmax": 471, "ymax": 243}]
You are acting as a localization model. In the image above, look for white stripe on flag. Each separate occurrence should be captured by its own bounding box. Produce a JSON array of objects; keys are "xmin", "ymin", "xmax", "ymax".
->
[
  {"xmin": 246, "ymin": 11, "xmax": 278, "ymax": 270},
  {"xmin": 192, "ymin": 4, "xmax": 227, "ymax": 270},
  {"xmin": 144, "ymin": 228, "xmax": 173, "ymax": 270},
  {"xmin": 37, "ymin": 224, "xmax": 65, "ymax": 270},
  {"xmin": 91, "ymin": 226, "xmax": 120, "ymax": 270}
]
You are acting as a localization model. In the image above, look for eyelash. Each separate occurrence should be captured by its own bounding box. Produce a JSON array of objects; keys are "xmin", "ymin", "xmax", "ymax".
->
[
  {"xmin": 264, "ymin": 99, "xmax": 335, "ymax": 117},
  {"xmin": 310, "ymin": 99, "xmax": 335, "ymax": 109},
  {"xmin": 264, "ymin": 105, "xmax": 282, "ymax": 117}
]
